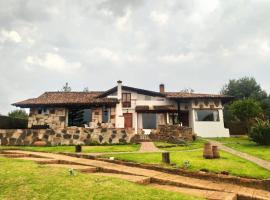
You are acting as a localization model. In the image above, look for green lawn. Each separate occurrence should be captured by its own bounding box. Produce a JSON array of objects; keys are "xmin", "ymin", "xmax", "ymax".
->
[
  {"xmin": 0, "ymin": 144, "xmax": 140, "ymax": 153},
  {"xmin": 154, "ymin": 139, "xmax": 205, "ymax": 151},
  {"xmin": 0, "ymin": 157, "xmax": 202, "ymax": 200},
  {"xmin": 102, "ymin": 150, "xmax": 270, "ymax": 179},
  {"xmin": 212, "ymin": 137, "xmax": 270, "ymax": 162}
]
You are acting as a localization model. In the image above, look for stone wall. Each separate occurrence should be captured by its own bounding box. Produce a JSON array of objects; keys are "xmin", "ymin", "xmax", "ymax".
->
[
  {"xmin": 149, "ymin": 125, "xmax": 193, "ymax": 143},
  {"xmin": 28, "ymin": 108, "xmax": 66, "ymax": 129},
  {"xmin": 91, "ymin": 107, "xmax": 116, "ymax": 128},
  {"xmin": 0, "ymin": 127, "xmax": 136, "ymax": 146}
]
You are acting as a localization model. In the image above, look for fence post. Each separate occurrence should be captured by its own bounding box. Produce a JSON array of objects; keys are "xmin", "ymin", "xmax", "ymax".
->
[
  {"xmin": 162, "ymin": 152, "xmax": 170, "ymax": 164},
  {"xmin": 75, "ymin": 145, "xmax": 82, "ymax": 153}
]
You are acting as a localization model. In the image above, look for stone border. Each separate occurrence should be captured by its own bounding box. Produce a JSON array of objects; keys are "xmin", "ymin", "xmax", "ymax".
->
[{"xmin": 60, "ymin": 152, "xmax": 270, "ymax": 191}]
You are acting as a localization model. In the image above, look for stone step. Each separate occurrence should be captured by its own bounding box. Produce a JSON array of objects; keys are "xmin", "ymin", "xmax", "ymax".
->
[
  {"xmin": 94, "ymin": 173, "xmax": 151, "ymax": 185},
  {"xmin": 44, "ymin": 164, "xmax": 98, "ymax": 173},
  {"xmin": 151, "ymin": 184, "xmax": 237, "ymax": 200},
  {"xmin": 150, "ymin": 176, "xmax": 269, "ymax": 200},
  {"xmin": 15, "ymin": 157, "xmax": 57, "ymax": 162},
  {"xmin": 0, "ymin": 153, "xmax": 28, "ymax": 158}
]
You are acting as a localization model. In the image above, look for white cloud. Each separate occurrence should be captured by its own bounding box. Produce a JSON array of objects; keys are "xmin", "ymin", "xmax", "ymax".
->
[
  {"xmin": 0, "ymin": 30, "xmax": 22, "ymax": 43},
  {"xmin": 87, "ymin": 47, "xmax": 143, "ymax": 63},
  {"xmin": 150, "ymin": 11, "xmax": 169, "ymax": 25},
  {"xmin": 158, "ymin": 53, "xmax": 195, "ymax": 63},
  {"xmin": 115, "ymin": 8, "xmax": 132, "ymax": 31},
  {"xmin": 89, "ymin": 47, "xmax": 120, "ymax": 62},
  {"xmin": 25, "ymin": 53, "xmax": 81, "ymax": 72}
]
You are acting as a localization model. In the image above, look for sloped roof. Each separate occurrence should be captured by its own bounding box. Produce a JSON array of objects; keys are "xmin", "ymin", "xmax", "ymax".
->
[
  {"xmin": 13, "ymin": 92, "xmax": 118, "ymax": 107},
  {"xmin": 165, "ymin": 92, "xmax": 232, "ymax": 99},
  {"xmin": 13, "ymin": 86, "xmax": 233, "ymax": 108},
  {"xmin": 98, "ymin": 86, "xmax": 165, "ymax": 98}
]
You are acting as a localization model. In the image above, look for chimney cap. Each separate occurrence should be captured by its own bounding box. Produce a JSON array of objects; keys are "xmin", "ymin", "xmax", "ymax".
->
[
  {"xmin": 159, "ymin": 83, "xmax": 165, "ymax": 93},
  {"xmin": 117, "ymin": 80, "xmax": 122, "ymax": 84}
]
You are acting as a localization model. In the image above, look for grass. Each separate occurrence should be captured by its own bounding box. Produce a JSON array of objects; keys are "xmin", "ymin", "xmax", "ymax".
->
[
  {"xmin": 102, "ymin": 150, "xmax": 270, "ymax": 179},
  {"xmin": 0, "ymin": 157, "xmax": 202, "ymax": 200},
  {"xmin": 211, "ymin": 136, "xmax": 270, "ymax": 162},
  {"xmin": 154, "ymin": 139, "xmax": 205, "ymax": 151},
  {"xmin": 0, "ymin": 144, "xmax": 140, "ymax": 153}
]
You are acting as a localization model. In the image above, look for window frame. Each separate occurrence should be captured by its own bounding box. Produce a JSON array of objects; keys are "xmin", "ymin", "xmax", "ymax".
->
[
  {"xmin": 122, "ymin": 93, "xmax": 131, "ymax": 108},
  {"xmin": 195, "ymin": 109, "xmax": 220, "ymax": 122}
]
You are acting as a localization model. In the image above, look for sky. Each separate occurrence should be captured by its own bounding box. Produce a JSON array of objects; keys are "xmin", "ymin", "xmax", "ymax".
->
[{"xmin": 0, "ymin": 0, "xmax": 270, "ymax": 115}]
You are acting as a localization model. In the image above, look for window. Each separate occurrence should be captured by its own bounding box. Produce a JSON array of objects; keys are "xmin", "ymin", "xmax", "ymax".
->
[
  {"xmin": 102, "ymin": 107, "xmax": 110, "ymax": 123},
  {"xmin": 195, "ymin": 110, "xmax": 219, "ymax": 121},
  {"xmin": 169, "ymin": 113, "xmax": 179, "ymax": 124},
  {"xmin": 142, "ymin": 113, "xmax": 157, "ymax": 129},
  {"xmin": 68, "ymin": 109, "xmax": 92, "ymax": 127},
  {"xmin": 122, "ymin": 93, "xmax": 131, "ymax": 107},
  {"xmin": 37, "ymin": 108, "xmax": 49, "ymax": 114}
]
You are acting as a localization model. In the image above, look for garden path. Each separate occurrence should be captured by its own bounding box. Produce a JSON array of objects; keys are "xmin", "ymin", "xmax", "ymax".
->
[
  {"xmin": 207, "ymin": 139, "xmax": 270, "ymax": 171},
  {"xmin": 139, "ymin": 142, "xmax": 163, "ymax": 152}
]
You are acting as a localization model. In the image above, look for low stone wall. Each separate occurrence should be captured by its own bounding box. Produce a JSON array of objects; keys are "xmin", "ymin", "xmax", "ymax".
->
[
  {"xmin": 149, "ymin": 125, "xmax": 193, "ymax": 143},
  {"xmin": 0, "ymin": 127, "xmax": 136, "ymax": 146}
]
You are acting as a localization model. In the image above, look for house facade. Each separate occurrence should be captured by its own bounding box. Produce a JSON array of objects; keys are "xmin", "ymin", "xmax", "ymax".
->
[{"xmin": 13, "ymin": 81, "xmax": 232, "ymax": 137}]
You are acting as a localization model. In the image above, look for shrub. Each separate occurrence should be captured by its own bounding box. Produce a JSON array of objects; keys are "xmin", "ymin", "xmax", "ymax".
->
[{"xmin": 250, "ymin": 119, "xmax": 270, "ymax": 145}]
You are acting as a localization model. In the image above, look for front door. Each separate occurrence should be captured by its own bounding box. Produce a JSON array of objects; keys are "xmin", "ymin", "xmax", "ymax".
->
[
  {"xmin": 180, "ymin": 111, "xmax": 189, "ymax": 127},
  {"xmin": 123, "ymin": 113, "xmax": 133, "ymax": 128}
]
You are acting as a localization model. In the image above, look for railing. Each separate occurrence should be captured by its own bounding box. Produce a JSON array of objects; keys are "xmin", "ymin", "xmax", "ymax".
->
[{"xmin": 140, "ymin": 134, "xmax": 150, "ymax": 141}]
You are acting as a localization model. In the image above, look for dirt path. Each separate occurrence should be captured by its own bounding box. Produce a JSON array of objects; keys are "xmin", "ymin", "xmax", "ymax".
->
[
  {"xmin": 139, "ymin": 142, "xmax": 163, "ymax": 152},
  {"xmin": 3, "ymin": 150, "xmax": 270, "ymax": 200},
  {"xmin": 207, "ymin": 139, "xmax": 270, "ymax": 171}
]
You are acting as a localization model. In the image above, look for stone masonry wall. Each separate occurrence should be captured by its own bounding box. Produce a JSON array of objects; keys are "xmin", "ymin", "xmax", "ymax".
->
[
  {"xmin": 149, "ymin": 124, "xmax": 193, "ymax": 142},
  {"xmin": 28, "ymin": 108, "xmax": 66, "ymax": 129},
  {"xmin": 0, "ymin": 127, "xmax": 136, "ymax": 146}
]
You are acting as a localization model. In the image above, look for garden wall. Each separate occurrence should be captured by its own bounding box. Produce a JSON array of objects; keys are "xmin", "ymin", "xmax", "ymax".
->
[
  {"xmin": 0, "ymin": 127, "xmax": 136, "ymax": 146},
  {"xmin": 0, "ymin": 116, "xmax": 28, "ymax": 129},
  {"xmin": 149, "ymin": 125, "xmax": 193, "ymax": 142},
  {"xmin": 225, "ymin": 122, "xmax": 247, "ymax": 135}
]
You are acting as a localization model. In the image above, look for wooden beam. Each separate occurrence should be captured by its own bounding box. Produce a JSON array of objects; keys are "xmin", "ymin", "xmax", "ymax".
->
[{"xmin": 177, "ymin": 101, "xmax": 181, "ymax": 124}]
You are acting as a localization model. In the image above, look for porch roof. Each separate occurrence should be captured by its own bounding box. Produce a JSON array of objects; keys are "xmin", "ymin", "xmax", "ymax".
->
[
  {"xmin": 13, "ymin": 92, "xmax": 118, "ymax": 108},
  {"xmin": 135, "ymin": 105, "xmax": 177, "ymax": 112},
  {"xmin": 165, "ymin": 92, "xmax": 233, "ymax": 102}
]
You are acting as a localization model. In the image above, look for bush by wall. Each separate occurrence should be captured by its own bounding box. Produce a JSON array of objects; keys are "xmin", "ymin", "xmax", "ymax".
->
[
  {"xmin": 250, "ymin": 119, "xmax": 270, "ymax": 145},
  {"xmin": 0, "ymin": 116, "xmax": 28, "ymax": 129}
]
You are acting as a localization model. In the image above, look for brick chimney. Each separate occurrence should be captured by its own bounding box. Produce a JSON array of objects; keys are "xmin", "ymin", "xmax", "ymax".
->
[{"xmin": 159, "ymin": 84, "xmax": 165, "ymax": 93}]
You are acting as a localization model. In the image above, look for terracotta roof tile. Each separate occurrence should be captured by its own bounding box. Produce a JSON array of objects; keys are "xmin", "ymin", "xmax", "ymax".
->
[
  {"xmin": 13, "ymin": 92, "xmax": 118, "ymax": 107},
  {"xmin": 165, "ymin": 92, "xmax": 232, "ymax": 99}
]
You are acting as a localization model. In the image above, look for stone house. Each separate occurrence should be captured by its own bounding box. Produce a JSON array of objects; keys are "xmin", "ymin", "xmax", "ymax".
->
[{"xmin": 13, "ymin": 81, "xmax": 232, "ymax": 137}]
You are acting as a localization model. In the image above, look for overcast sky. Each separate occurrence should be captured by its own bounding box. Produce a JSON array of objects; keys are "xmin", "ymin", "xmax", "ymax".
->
[{"xmin": 0, "ymin": 0, "xmax": 270, "ymax": 114}]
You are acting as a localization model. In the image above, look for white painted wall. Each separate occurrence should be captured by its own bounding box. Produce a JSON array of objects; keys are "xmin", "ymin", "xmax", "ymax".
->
[
  {"xmin": 108, "ymin": 83, "xmax": 230, "ymax": 137},
  {"xmin": 190, "ymin": 109, "xmax": 230, "ymax": 138}
]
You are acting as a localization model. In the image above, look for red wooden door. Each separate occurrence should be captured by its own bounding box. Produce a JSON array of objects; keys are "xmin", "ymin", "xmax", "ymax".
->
[{"xmin": 123, "ymin": 113, "xmax": 133, "ymax": 128}]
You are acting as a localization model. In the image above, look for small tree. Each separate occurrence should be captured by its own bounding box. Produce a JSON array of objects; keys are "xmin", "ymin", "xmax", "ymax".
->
[
  {"xmin": 83, "ymin": 87, "xmax": 89, "ymax": 92},
  {"xmin": 62, "ymin": 82, "xmax": 71, "ymax": 92},
  {"xmin": 229, "ymin": 99, "xmax": 263, "ymax": 132},
  {"xmin": 180, "ymin": 88, "xmax": 194, "ymax": 93},
  {"xmin": 8, "ymin": 109, "xmax": 28, "ymax": 119}
]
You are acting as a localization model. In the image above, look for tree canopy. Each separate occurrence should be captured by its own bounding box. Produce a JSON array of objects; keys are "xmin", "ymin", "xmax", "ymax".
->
[
  {"xmin": 221, "ymin": 77, "xmax": 267, "ymax": 100},
  {"xmin": 8, "ymin": 109, "xmax": 28, "ymax": 119}
]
